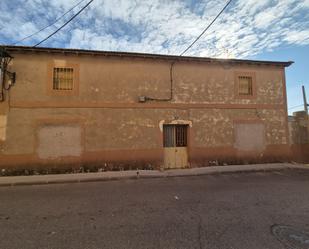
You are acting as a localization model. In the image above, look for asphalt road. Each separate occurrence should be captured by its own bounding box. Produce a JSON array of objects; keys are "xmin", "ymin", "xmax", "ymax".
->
[{"xmin": 0, "ymin": 169, "xmax": 309, "ymax": 249}]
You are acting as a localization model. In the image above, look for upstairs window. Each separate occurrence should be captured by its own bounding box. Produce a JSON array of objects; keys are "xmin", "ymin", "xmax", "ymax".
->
[
  {"xmin": 53, "ymin": 67, "xmax": 74, "ymax": 90},
  {"xmin": 235, "ymin": 72, "xmax": 256, "ymax": 98},
  {"xmin": 238, "ymin": 76, "xmax": 253, "ymax": 96}
]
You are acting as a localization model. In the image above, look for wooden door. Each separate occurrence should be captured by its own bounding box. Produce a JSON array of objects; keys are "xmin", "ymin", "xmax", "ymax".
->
[{"xmin": 163, "ymin": 124, "xmax": 188, "ymax": 169}]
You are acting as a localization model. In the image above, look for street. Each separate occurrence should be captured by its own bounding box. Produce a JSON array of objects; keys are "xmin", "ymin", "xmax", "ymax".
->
[{"xmin": 0, "ymin": 169, "xmax": 309, "ymax": 249}]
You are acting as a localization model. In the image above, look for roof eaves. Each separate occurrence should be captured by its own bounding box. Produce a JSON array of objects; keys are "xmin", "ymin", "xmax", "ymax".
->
[{"xmin": 1, "ymin": 45, "xmax": 294, "ymax": 67}]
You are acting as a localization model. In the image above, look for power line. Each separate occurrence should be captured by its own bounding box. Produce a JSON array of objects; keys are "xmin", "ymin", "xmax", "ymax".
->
[
  {"xmin": 288, "ymin": 104, "xmax": 303, "ymax": 110},
  {"xmin": 33, "ymin": 0, "xmax": 94, "ymax": 47},
  {"xmin": 12, "ymin": 0, "xmax": 86, "ymax": 45},
  {"xmin": 179, "ymin": 0, "xmax": 233, "ymax": 56},
  {"xmin": 147, "ymin": 0, "xmax": 233, "ymax": 102}
]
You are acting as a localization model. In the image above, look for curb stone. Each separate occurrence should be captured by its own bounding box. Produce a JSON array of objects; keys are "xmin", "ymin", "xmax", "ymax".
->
[{"xmin": 0, "ymin": 163, "xmax": 308, "ymax": 187}]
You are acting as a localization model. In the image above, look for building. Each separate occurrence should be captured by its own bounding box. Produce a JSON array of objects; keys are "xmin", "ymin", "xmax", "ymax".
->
[
  {"xmin": 288, "ymin": 111, "xmax": 309, "ymax": 162},
  {"xmin": 0, "ymin": 45, "xmax": 295, "ymax": 172}
]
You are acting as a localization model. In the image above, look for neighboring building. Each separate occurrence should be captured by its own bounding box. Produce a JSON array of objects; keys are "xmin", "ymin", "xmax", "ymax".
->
[
  {"xmin": 0, "ymin": 46, "xmax": 295, "ymax": 171},
  {"xmin": 288, "ymin": 111, "xmax": 309, "ymax": 162}
]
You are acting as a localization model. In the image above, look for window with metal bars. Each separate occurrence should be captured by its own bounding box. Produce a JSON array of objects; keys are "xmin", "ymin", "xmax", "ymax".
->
[
  {"xmin": 53, "ymin": 67, "xmax": 74, "ymax": 90},
  {"xmin": 238, "ymin": 76, "xmax": 253, "ymax": 95},
  {"xmin": 163, "ymin": 125, "xmax": 188, "ymax": 147}
]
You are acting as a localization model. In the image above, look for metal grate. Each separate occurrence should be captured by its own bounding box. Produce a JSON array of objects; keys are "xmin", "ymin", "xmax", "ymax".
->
[
  {"xmin": 175, "ymin": 125, "xmax": 187, "ymax": 147},
  {"xmin": 163, "ymin": 125, "xmax": 188, "ymax": 147},
  {"xmin": 53, "ymin": 67, "xmax": 73, "ymax": 90},
  {"xmin": 238, "ymin": 76, "xmax": 253, "ymax": 95}
]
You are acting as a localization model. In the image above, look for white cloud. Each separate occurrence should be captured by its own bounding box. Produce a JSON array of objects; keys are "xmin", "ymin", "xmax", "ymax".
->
[
  {"xmin": 254, "ymin": 8, "xmax": 278, "ymax": 29},
  {"xmin": 0, "ymin": 0, "xmax": 308, "ymax": 58},
  {"xmin": 284, "ymin": 30, "xmax": 309, "ymax": 44}
]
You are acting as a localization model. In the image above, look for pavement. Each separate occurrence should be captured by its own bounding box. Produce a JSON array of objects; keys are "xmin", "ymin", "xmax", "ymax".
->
[
  {"xmin": 0, "ymin": 162, "xmax": 308, "ymax": 187},
  {"xmin": 1, "ymin": 169, "xmax": 309, "ymax": 249}
]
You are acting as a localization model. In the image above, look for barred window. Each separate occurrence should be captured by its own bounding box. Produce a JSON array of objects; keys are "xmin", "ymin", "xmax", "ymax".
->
[
  {"xmin": 163, "ymin": 125, "xmax": 188, "ymax": 147},
  {"xmin": 53, "ymin": 67, "xmax": 74, "ymax": 90},
  {"xmin": 238, "ymin": 76, "xmax": 253, "ymax": 95}
]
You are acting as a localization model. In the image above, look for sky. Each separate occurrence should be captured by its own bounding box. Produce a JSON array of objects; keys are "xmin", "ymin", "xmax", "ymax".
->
[{"xmin": 0, "ymin": 0, "xmax": 308, "ymax": 114}]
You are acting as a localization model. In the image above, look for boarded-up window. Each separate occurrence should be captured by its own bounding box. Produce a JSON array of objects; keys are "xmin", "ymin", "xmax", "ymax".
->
[
  {"xmin": 0, "ymin": 115, "xmax": 7, "ymax": 141},
  {"xmin": 238, "ymin": 76, "xmax": 253, "ymax": 95},
  {"xmin": 37, "ymin": 125, "xmax": 82, "ymax": 159},
  {"xmin": 163, "ymin": 125, "xmax": 188, "ymax": 147},
  {"xmin": 234, "ymin": 122, "xmax": 265, "ymax": 151},
  {"xmin": 53, "ymin": 67, "xmax": 74, "ymax": 90}
]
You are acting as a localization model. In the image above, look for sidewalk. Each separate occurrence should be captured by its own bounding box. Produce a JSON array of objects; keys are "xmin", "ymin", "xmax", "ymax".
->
[{"xmin": 0, "ymin": 163, "xmax": 308, "ymax": 187}]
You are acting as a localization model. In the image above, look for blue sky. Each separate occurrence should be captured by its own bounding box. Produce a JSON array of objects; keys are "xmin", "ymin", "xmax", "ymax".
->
[{"xmin": 0, "ymin": 0, "xmax": 308, "ymax": 113}]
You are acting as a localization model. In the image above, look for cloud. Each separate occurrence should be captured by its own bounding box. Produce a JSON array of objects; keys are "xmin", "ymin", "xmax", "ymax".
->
[{"xmin": 0, "ymin": 0, "xmax": 308, "ymax": 58}]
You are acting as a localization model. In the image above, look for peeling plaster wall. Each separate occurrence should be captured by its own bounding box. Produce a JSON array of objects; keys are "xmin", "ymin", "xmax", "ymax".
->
[
  {"xmin": 174, "ymin": 63, "xmax": 284, "ymax": 105},
  {"xmin": 6, "ymin": 54, "xmax": 285, "ymax": 105},
  {"xmin": 190, "ymin": 109, "xmax": 287, "ymax": 147},
  {"xmin": 0, "ymin": 52, "xmax": 292, "ymax": 168}
]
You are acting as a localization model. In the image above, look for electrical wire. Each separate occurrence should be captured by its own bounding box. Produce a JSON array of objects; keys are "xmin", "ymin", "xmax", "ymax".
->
[
  {"xmin": 145, "ymin": 0, "xmax": 233, "ymax": 102},
  {"xmin": 12, "ymin": 0, "xmax": 86, "ymax": 45},
  {"xmin": 179, "ymin": 0, "xmax": 233, "ymax": 56},
  {"xmin": 33, "ymin": 0, "xmax": 94, "ymax": 47},
  {"xmin": 288, "ymin": 104, "xmax": 303, "ymax": 110}
]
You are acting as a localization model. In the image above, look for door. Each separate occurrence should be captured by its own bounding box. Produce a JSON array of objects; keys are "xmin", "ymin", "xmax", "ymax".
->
[{"xmin": 163, "ymin": 124, "xmax": 188, "ymax": 169}]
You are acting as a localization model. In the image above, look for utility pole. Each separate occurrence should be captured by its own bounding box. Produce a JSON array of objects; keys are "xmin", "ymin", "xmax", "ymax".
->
[{"xmin": 302, "ymin": 85, "xmax": 308, "ymax": 115}]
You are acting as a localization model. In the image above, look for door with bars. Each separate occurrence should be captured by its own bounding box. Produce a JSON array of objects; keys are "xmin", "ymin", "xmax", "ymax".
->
[{"xmin": 163, "ymin": 124, "xmax": 188, "ymax": 168}]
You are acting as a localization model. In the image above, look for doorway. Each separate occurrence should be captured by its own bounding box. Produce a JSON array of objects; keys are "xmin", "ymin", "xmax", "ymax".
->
[{"xmin": 163, "ymin": 124, "xmax": 188, "ymax": 169}]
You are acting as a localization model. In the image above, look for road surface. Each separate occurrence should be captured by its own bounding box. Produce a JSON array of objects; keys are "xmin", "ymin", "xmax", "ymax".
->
[{"xmin": 0, "ymin": 169, "xmax": 309, "ymax": 249}]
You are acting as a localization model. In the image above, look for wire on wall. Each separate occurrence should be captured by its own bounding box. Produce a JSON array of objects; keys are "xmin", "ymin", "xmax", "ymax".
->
[{"xmin": 143, "ymin": 0, "xmax": 233, "ymax": 102}]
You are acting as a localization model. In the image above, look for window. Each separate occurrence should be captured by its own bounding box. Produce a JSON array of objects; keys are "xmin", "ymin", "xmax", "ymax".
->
[
  {"xmin": 235, "ymin": 72, "xmax": 256, "ymax": 98},
  {"xmin": 163, "ymin": 125, "xmax": 188, "ymax": 147},
  {"xmin": 47, "ymin": 62, "xmax": 79, "ymax": 96},
  {"xmin": 53, "ymin": 67, "xmax": 74, "ymax": 90},
  {"xmin": 238, "ymin": 76, "xmax": 253, "ymax": 95}
]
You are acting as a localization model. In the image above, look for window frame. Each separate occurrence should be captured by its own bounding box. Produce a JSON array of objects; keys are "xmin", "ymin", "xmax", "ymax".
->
[
  {"xmin": 53, "ymin": 67, "xmax": 74, "ymax": 91},
  {"xmin": 47, "ymin": 61, "xmax": 79, "ymax": 96},
  {"xmin": 234, "ymin": 71, "xmax": 256, "ymax": 99}
]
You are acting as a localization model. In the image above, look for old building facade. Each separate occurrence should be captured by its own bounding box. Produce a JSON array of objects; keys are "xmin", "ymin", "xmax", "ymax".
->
[{"xmin": 0, "ymin": 46, "xmax": 294, "ymax": 171}]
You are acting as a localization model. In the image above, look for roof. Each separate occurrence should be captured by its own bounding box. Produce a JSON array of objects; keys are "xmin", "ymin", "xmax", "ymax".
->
[{"xmin": 1, "ymin": 45, "xmax": 293, "ymax": 67}]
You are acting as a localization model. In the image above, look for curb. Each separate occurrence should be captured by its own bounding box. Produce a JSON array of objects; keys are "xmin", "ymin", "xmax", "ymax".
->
[{"xmin": 0, "ymin": 163, "xmax": 308, "ymax": 187}]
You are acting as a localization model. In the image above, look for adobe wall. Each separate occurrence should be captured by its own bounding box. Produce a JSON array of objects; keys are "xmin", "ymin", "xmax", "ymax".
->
[
  {"xmin": 0, "ymin": 107, "xmax": 289, "ymax": 169},
  {"xmin": 7, "ymin": 53, "xmax": 285, "ymax": 105},
  {"xmin": 289, "ymin": 111, "xmax": 309, "ymax": 162},
  {"xmin": 0, "ymin": 52, "xmax": 292, "ymax": 170}
]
